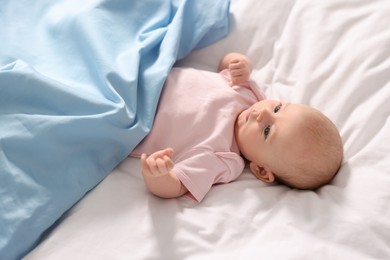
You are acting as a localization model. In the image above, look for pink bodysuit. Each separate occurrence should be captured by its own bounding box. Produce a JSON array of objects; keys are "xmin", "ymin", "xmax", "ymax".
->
[{"xmin": 131, "ymin": 67, "xmax": 265, "ymax": 201}]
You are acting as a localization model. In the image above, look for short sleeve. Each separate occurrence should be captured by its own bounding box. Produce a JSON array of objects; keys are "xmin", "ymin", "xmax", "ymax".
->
[{"xmin": 172, "ymin": 149, "xmax": 245, "ymax": 202}]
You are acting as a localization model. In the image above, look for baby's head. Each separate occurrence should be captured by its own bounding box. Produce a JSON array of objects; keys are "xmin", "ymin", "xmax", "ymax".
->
[{"xmin": 235, "ymin": 100, "xmax": 343, "ymax": 190}]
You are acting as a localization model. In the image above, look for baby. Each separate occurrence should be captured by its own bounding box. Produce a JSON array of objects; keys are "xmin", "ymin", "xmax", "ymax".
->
[{"xmin": 131, "ymin": 53, "xmax": 343, "ymax": 201}]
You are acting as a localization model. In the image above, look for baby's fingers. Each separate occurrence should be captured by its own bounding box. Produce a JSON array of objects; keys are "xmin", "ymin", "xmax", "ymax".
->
[
  {"xmin": 141, "ymin": 153, "xmax": 152, "ymax": 174},
  {"xmin": 230, "ymin": 68, "xmax": 245, "ymax": 77},
  {"xmin": 155, "ymin": 158, "xmax": 167, "ymax": 174},
  {"xmin": 163, "ymin": 155, "xmax": 174, "ymax": 170},
  {"xmin": 156, "ymin": 156, "xmax": 174, "ymax": 173},
  {"xmin": 146, "ymin": 157, "xmax": 160, "ymax": 175},
  {"xmin": 229, "ymin": 61, "xmax": 244, "ymax": 71},
  {"xmin": 148, "ymin": 148, "xmax": 174, "ymax": 160},
  {"xmin": 141, "ymin": 153, "xmax": 160, "ymax": 175}
]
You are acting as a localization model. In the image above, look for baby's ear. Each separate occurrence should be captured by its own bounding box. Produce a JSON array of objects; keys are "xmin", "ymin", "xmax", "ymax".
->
[{"xmin": 249, "ymin": 162, "xmax": 275, "ymax": 183}]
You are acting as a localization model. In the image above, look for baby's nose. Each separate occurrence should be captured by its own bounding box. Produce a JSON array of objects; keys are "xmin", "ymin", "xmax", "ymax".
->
[
  {"xmin": 255, "ymin": 108, "xmax": 271, "ymax": 122},
  {"xmin": 255, "ymin": 111, "xmax": 263, "ymax": 122}
]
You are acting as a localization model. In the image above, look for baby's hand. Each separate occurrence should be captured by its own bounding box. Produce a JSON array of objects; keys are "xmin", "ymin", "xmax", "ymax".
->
[
  {"xmin": 228, "ymin": 57, "xmax": 252, "ymax": 85},
  {"xmin": 141, "ymin": 148, "xmax": 174, "ymax": 177}
]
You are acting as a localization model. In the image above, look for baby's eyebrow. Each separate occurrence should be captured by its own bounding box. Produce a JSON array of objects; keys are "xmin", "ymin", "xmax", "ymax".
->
[{"xmin": 283, "ymin": 103, "xmax": 290, "ymax": 111}]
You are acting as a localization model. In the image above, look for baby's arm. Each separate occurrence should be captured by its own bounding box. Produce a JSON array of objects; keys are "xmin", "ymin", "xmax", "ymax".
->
[
  {"xmin": 218, "ymin": 52, "xmax": 253, "ymax": 85},
  {"xmin": 141, "ymin": 148, "xmax": 188, "ymax": 199}
]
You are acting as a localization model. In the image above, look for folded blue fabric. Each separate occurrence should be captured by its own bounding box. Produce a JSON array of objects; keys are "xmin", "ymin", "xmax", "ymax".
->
[{"xmin": 0, "ymin": 0, "xmax": 230, "ymax": 259}]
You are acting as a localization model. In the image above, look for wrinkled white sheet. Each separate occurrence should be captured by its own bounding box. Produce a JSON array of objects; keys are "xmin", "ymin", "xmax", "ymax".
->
[{"xmin": 25, "ymin": 0, "xmax": 390, "ymax": 259}]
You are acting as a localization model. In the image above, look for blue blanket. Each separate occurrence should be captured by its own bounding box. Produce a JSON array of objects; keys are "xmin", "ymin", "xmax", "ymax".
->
[{"xmin": 0, "ymin": 0, "xmax": 230, "ymax": 259}]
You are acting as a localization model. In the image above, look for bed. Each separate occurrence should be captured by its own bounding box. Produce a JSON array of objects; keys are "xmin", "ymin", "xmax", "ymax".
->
[{"xmin": 3, "ymin": 0, "xmax": 390, "ymax": 259}]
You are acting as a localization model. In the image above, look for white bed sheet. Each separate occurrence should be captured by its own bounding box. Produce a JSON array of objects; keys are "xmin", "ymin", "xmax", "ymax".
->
[{"xmin": 25, "ymin": 0, "xmax": 390, "ymax": 259}]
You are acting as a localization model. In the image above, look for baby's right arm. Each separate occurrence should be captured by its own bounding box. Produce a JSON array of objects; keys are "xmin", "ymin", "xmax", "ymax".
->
[{"xmin": 141, "ymin": 148, "xmax": 188, "ymax": 199}]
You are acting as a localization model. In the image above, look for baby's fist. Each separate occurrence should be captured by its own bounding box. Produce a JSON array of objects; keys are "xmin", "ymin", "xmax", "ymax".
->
[
  {"xmin": 229, "ymin": 58, "xmax": 252, "ymax": 85},
  {"xmin": 141, "ymin": 148, "xmax": 174, "ymax": 177}
]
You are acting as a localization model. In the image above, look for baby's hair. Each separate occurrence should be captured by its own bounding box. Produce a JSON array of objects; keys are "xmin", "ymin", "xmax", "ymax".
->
[{"xmin": 275, "ymin": 107, "xmax": 343, "ymax": 190}]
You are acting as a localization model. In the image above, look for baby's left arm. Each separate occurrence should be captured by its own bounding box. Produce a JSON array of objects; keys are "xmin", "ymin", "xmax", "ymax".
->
[{"xmin": 218, "ymin": 52, "xmax": 253, "ymax": 85}]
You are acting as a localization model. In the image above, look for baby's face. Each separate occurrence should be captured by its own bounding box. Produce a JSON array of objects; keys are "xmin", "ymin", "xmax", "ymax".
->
[{"xmin": 235, "ymin": 100, "xmax": 315, "ymax": 174}]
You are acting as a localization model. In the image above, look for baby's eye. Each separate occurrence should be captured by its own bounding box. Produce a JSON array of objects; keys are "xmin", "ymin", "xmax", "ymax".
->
[
  {"xmin": 264, "ymin": 125, "xmax": 271, "ymax": 138},
  {"xmin": 274, "ymin": 103, "xmax": 282, "ymax": 113}
]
